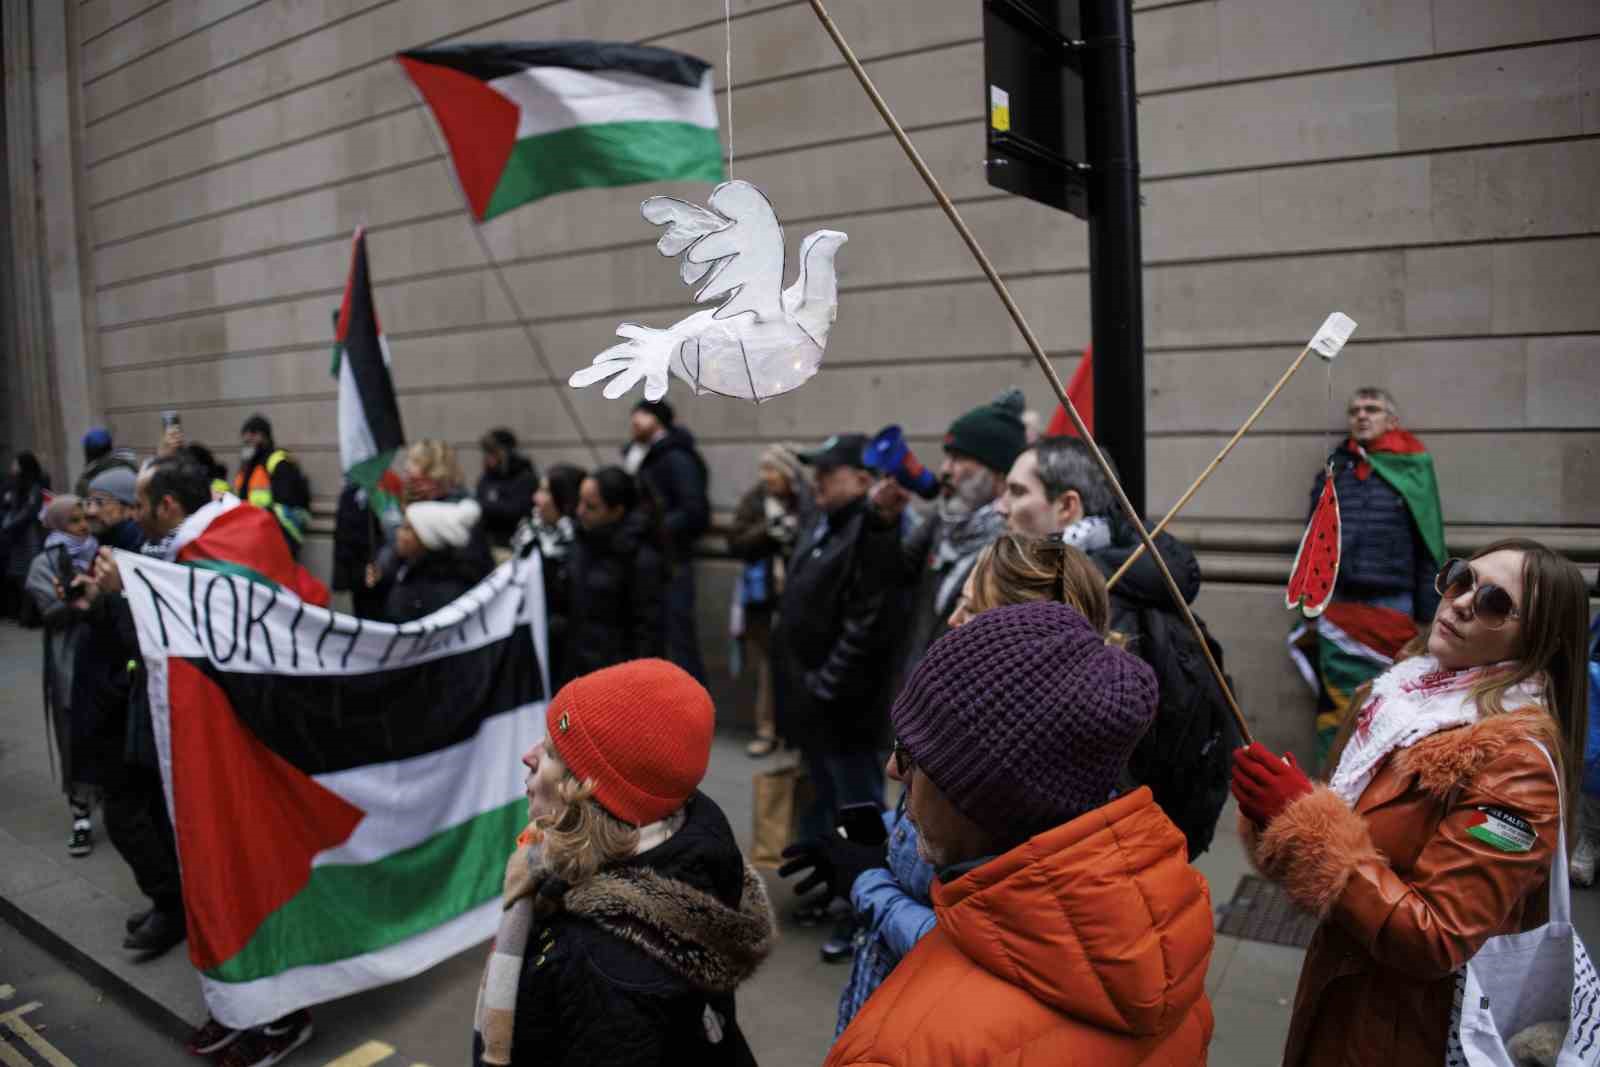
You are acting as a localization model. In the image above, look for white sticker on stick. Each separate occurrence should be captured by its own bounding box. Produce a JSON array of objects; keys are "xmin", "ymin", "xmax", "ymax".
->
[{"xmin": 1309, "ymin": 312, "xmax": 1357, "ymax": 360}]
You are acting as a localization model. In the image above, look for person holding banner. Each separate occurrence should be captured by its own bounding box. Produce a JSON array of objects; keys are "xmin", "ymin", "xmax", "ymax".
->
[
  {"xmin": 474, "ymin": 658, "xmax": 776, "ymax": 1066},
  {"xmin": 1232, "ymin": 541, "xmax": 1588, "ymax": 1066}
]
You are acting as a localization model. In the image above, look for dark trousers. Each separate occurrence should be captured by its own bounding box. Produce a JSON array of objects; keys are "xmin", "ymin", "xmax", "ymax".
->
[
  {"xmin": 104, "ymin": 765, "xmax": 183, "ymax": 914},
  {"xmin": 665, "ymin": 564, "xmax": 706, "ymax": 684},
  {"xmin": 800, "ymin": 747, "xmax": 885, "ymax": 842}
]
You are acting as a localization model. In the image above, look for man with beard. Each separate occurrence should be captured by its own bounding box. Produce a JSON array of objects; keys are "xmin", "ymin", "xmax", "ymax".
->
[{"xmin": 873, "ymin": 389, "xmax": 1026, "ymax": 686}]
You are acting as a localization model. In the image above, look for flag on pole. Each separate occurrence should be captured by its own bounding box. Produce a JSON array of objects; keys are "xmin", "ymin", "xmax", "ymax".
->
[
  {"xmin": 1045, "ymin": 344, "xmax": 1093, "ymax": 437},
  {"xmin": 120, "ymin": 542, "xmax": 549, "ymax": 1028},
  {"xmin": 397, "ymin": 42, "xmax": 725, "ymax": 220},
  {"xmin": 333, "ymin": 228, "xmax": 405, "ymax": 528}
]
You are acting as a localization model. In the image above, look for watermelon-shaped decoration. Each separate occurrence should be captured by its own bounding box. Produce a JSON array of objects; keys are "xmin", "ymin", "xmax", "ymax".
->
[{"xmin": 1286, "ymin": 468, "xmax": 1341, "ymax": 616}]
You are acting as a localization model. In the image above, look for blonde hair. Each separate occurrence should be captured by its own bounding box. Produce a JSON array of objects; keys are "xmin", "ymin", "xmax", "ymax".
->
[
  {"xmin": 968, "ymin": 533, "xmax": 1117, "ymax": 640},
  {"xmin": 405, "ymin": 439, "xmax": 463, "ymax": 491},
  {"xmin": 535, "ymin": 761, "xmax": 640, "ymax": 886}
]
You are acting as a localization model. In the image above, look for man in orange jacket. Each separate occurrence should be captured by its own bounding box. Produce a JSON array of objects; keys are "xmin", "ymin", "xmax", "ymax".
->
[{"xmin": 826, "ymin": 601, "xmax": 1215, "ymax": 1066}]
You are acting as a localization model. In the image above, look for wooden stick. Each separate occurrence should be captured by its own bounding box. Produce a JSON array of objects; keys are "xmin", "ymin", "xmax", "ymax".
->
[
  {"xmin": 1107, "ymin": 343, "xmax": 1315, "ymax": 590},
  {"xmin": 804, "ymin": 0, "xmax": 1252, "ymax": 745}
]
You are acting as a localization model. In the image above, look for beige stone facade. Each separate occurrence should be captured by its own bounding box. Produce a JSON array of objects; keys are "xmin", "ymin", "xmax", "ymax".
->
[{"xmin": 5, "ymin": 0, "xmax": 1598, "ymax": 750}]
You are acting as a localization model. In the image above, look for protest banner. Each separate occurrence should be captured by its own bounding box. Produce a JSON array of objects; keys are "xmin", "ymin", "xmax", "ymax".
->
[{"xmin": 118, "ymin": 549, "xmax": 549, "ymax": 1029}]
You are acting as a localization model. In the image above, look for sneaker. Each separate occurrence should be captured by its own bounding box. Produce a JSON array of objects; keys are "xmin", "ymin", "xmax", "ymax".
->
[
  {"xmin": 746, "ymin": 737, "xmax": 778, "ymax": 758},
  {"xmin": 186, "ymin": 1017, "xmax": 242, "ymax": 1056},
  {"xmin": 68, "ymin": 819, "xmax": 93, "ymax": 857},
  {"xmin": 125, "ymin": 906, "xmax": 154, "ymax": 935},
  {"xmin": 218, "ymin": 1012, "xmax": 312, "ymax": 1067},
  {"xmin": 124, "ymin": 908, "xmax": 186, "ymax": 957},
  {"xmin": 1573, "ymin": 836, "xmax": 1599, "ymax": 887}
]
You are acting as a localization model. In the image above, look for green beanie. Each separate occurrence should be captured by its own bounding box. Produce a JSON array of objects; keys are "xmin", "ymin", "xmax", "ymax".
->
[{"xmin": 943, "ymin": 388, "xmax": 1027, "ymax": 474}]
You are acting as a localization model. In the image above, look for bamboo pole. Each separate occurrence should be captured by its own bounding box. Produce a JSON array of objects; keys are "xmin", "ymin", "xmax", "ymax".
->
[
  {"xmin": 803, "ymin": 0, "xmax": 1252, "ymax": 745},
  {"xmin": 1107, "ymin": 343, "xmax": 1316, "ymax": 590}
]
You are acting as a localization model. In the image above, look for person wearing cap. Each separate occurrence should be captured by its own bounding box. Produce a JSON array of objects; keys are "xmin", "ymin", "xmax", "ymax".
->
[
  {"xmin": 623, "ymin": 398, "xmax": 711, "ymax": 682},
  {"xmin": 84, "ymin": 465, "xmax": 146, "ymax": 552},
  {"xmin": 233, "ymin": 413, "xmax": 313, "ymax": 558},
  {"xmin": 473, "ymin": 659, "xmax": 777, "ymax": 1067},
  {"xmin": 74, "ymin": 427, "xmax": 138, "ymax": 498},
  {"xmin": 873, "ymin": 388, "xmax": 1027, "ymax": 687},
  {"xmin": 772, "ymin": 435, "xmax": 899, "ymax": 948},
  {"xmin": 727, "ymin": 443, "xmax": 812, "ymax": 757},
  {"xmin": 826, "ymin": 602, "xmax": 1215, "ymax": 1065},
  {"xmin": 367, "ymin": 498, "xmax": 493, "ymax": 623}
]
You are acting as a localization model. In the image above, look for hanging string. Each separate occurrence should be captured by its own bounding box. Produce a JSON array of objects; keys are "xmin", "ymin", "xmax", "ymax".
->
[{"xmin": 723, "ymin": 0, "xmax": 735, "ymax": 176}]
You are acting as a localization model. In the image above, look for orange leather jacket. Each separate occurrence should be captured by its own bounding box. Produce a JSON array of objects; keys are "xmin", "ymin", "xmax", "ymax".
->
[
  {"xmin": 826, "ymin": 787, "xmax": 1215, "ymax": 1066},
  {"xmin": 1245, "ymin": 710, "xmax": 1561, "ymax": 1067}
]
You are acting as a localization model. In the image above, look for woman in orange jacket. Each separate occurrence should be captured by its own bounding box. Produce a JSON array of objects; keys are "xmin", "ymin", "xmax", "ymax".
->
[{"xmin": 1233, "ymin": 539, "xmax": 1591, "ymax": 1066}]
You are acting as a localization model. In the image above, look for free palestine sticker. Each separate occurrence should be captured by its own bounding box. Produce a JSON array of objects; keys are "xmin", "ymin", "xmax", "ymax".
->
[{"xmin": 1465, "ymin": 807, "xmax": 1536, "ymax": 853}]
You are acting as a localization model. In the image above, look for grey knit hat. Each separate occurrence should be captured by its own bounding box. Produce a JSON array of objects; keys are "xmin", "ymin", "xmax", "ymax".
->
[
  {"xmin": 88, "ymin": 465, "xmax": 138, "ymax": 506},
  {"xmin": 891, "ymin": 600, "xmax": 1158, "ymax": 840}
]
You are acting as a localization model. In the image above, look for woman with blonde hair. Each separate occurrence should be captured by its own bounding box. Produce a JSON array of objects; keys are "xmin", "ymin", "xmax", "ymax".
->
[
  {"xmin": 1233, "ymin": 539, "xmax": 1591, "ymax": 1066},
  {"xmin": 782, "ymin": 531, "xmax": 1114, "ymax": 1033},
  {"xmin": 474, "ymin": 659, "xmax": 777, "ymax": 1066},
  {"xmin": 368, "ymin": 439, "xmax": 491, "ymax": 621}
]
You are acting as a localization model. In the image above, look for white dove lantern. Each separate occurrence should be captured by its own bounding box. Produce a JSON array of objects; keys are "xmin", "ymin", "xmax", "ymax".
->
[{"xmin": 568, "ymin": 180, "xmax": 848, "ymax": 403}]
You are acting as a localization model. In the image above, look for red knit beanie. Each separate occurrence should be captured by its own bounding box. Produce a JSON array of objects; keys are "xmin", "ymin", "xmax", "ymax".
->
[{"xmin": 545, "ymin": 659, "xmax": 714, "ymax": 826}]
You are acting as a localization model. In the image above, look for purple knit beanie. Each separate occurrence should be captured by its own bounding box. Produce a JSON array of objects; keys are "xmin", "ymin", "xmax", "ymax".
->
[{"xmin": 891, "ymin": 600, "xmax": 1158, "ymax": 839}]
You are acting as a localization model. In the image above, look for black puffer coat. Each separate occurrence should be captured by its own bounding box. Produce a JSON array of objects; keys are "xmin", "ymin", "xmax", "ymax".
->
[
  {"xmin": 631, "ymin": 427, "xmax": 710, "ymax": 560},
  {"xmin": 772, "ymin": 496, "xmax": 899, "ymax": 753},
  {"xmin": 475, "ymin": 793, "xmax": 774, "ymax": 1067},
  {"xmin": 1313, "ymin": 445, "xmax": 1440, "ymax": 621},
  {"xmin": 477, "ymin": 454, "xmax": 539, "ymax": 549},
  {"xmin": 564, "ymin": 509, "xmax": 666, "ymax": 680},
  {"xmin": 380, "ymin": 529, "xmax": 495, "ymax": 624}
]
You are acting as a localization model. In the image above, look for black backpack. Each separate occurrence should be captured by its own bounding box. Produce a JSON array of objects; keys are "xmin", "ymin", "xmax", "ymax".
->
[{"xmin": 1124, "ymin": 605, "xmax": 1240, "ymax": 860}]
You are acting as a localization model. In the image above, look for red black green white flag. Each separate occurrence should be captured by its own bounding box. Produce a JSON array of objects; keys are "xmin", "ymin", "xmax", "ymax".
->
[
  {"xmin": 119, "ymin": 539, "xmax": 549, "ymax": 1028},
  {"xmin": 397, "ymin": 41, "xmax": 724, "ymax": 220},
  {"xmin": 332, "ymin": 228, "xmax": 405, "ymax": 528}
]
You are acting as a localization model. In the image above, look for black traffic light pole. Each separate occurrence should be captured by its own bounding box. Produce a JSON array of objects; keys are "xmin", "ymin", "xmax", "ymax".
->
[{"xmin": 1082, "ymin": 0, "xmax": 1146, "ymax": 517}]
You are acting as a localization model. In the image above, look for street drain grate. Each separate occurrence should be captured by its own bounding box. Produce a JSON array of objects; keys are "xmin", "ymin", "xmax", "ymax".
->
[{"xmin": 1216, "ymin": 874, "xmax": 1319, "ymax": 949}]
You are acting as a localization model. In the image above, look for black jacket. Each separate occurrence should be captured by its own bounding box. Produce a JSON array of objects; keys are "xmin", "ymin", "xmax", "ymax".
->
[
  {"xmin": 477, "ymin": 793, "xmax": 773, "ymax": 1067},
  {"xmin": 70, "ymin": 585, "xmax": 148, "ymax": 785},
  {"xmin": 477, "ymin": 454, "xmax": 539, "ymax": 549},
  {"xmin": 377, "ymin": 522, "xmax": 495, "ymax": 624},
  {"xmin": 564, "ymin": 510, "xmax": 667, "ymax": 681},
  {"xmin": 631, "ymin": 428, "xmax": 710, "ymax": 559},
  {"xmin": 772, "ymin": 496, "xmax": 898, "ymax": 752},
  {"xmin": 2, "ymin": 482, "xmax": 46, "ymax": 582},
  {"xmin": 1313, "ymin": 445, "xmax": 1441, "ymax": 621}
]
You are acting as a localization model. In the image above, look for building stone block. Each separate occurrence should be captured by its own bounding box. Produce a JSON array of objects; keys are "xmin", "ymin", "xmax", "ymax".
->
[
  {"xmin": 92, "ymin": 108, "xmax": 437, "ymax": 244},
  {"xmin": 1143, "ymin": 172, "xmax": 1266, "ymax": 262},
  {"xmin": 1215, "ymin": 0, "xmax": 1433, "ymax": 84},
  {"xmin": 1147, "ymin": 337, "xmax": 1530, "ymax": 435},
  {"xmin": 1429, "ymin": 139, "xmax": 1600, "ymax": 242},
  {"xmin": 1257, "ymin": 154, "xmax": 1432, "ymax": 253},
  {"xmin": 1400, "ymin": 244, "xmax": 1494, "ymax": 336},
  {"xmin": 1526, "ymin": 336, "xmax": 1600, "ymax": 427},
  {"xmin": 1394, "ymin": 41, "xmax": 1587, "ymax": 151},
  {"xmin": 1489, "ymin": 236, "xmax": 1600, "ymax": 334},
  {"xmin": 105, "ymin": 347, "xmax": 336, "ymax": 410},
  {"xmin": 1432, "ymin": 0, "xmax": 1600, "ymax": 54},
  {"xmin": 81, "ymin": 0, "xmax": 165, "ymax": 43},
  {"xmin": 1560, "ymin": 437, "xmax": 1600, "ymax": 525},
  {"xmin": 93, "ymin": 159, "xmax": 457, "ymax": 285},
  {"xmin": 82, "ymin": 0, "xmax": 263, "ymax": 81},
  {"xmin": 85, "ymin": 0, "xmax": 391, "ymax": 122},
  {"xmin": 1136, "ymin": 1, "xmax": 1219, "ymax": 93}
]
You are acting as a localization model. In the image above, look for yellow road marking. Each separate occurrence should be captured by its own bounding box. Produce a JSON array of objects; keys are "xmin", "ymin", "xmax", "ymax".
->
[
  {"xmin": 321, "ymin": 1040, "xmax": 395, "ymax": 1067},
  {"xmin": 1, "ymin": 1002, "xmax": 77, "ymax": 1067},
  {"xmin": 0, "ymin": 1035, "xmax": 34, "ymax": 1067}
]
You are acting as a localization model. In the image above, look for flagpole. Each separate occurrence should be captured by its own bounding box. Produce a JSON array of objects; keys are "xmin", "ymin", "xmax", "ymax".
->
[
  {"xmin": 802, "ymin": 0, "xmax": 1252, "ymax": 744},
  {"xmin": 405, "ymin": 94, "xmax": 605, "ymax": 466}
]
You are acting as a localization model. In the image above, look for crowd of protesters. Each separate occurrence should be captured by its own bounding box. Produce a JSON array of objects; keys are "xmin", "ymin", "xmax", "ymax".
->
[{"xmin": 5, "ymin": 377, "xmax": 1596, "ymax": 1067}]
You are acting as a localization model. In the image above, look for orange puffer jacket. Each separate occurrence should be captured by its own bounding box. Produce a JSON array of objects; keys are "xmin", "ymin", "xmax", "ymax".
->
[{"xmin": 825, "ymin": 787, "xmax": 1214, "ymax": 1066}]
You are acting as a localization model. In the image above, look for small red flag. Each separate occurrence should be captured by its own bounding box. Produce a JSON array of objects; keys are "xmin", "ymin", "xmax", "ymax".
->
[{"xmin": 1046, "ymin": 345, "xmax": 1093, "ymax": 438}]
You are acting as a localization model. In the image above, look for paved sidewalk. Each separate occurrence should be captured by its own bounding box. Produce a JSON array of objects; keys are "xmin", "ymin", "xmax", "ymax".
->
[{"xmin": 9, "ymin": 617, "xmax": 1597, "ymax": 1065}]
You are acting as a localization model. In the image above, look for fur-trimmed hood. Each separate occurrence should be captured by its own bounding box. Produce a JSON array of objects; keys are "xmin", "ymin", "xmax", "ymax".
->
[
  {"xmin": 514, "ymin": 792, "xmax": 777, "ymax": 994},
  {"xmin": 1384, "ymin": 707, "xmax": 1557, "ymax": 799}
]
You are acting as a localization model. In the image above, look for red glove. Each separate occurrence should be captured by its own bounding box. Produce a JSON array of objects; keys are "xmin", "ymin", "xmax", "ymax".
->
[{"xmin": 1231, "ymin": 743, "xmax": 1313, "ymax": 828}]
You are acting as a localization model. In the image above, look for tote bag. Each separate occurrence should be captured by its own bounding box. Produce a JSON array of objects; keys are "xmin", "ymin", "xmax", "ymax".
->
[
  {"xmin": 1447, "ymin": 743, "xmax": 1600, "ymax": 1066},
  {"xmin": 749, "ymin": 760, "xmax": 813, "ymax": 869}
]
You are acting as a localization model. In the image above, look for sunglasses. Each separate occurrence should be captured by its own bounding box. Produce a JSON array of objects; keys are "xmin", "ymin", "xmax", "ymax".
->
[
  {"xmin": 1435, "ymin": 558, "xmax": 1521, "ymax": 629},
  {"xmin": 891, "ymin": 737, "xmax": 915, "ymax": 778}
]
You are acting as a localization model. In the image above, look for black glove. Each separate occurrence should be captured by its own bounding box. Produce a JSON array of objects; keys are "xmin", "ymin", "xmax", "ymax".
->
[{"xmin": 778, "ymin": 835, "xmax": 888, "ymax": 902}]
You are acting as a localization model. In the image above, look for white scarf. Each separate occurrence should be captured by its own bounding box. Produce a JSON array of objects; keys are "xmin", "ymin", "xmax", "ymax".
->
[
  {"xmin": 1055, "ymin": 514, "xmax": 1112, "ymax": 554},
  {"xmin": 1328, "ymin": 654, "xmax": 1545, "ymax": 805}
]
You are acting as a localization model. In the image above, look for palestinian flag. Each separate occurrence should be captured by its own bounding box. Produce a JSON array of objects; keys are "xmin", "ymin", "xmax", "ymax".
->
[
  {"xmin": 397, "ymin": 41, "xmax": 724, "ymax": 220},
  {"xmin": 1354, "ymin": 429, "xmax": 1447, "ymax": 569},
  {"xmin": 173, "ymin": 497, "xmax": 331, "ymax": 607},
  {"xmin": 333, "ymin": 229, "xmax": 405, "ymax": 529},
  {"xmin": 1289, "ymin": 600, "xmax": 1418, "ymax": 766},
  {"xmin": 120, "ymin": 534, "xmax": 549, "ymax": 1029}
]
